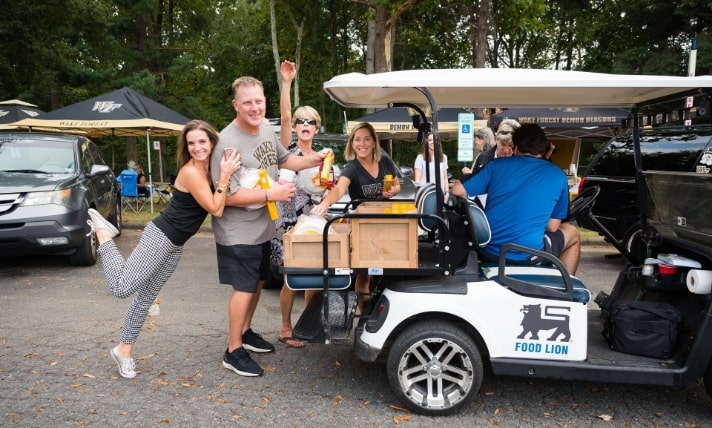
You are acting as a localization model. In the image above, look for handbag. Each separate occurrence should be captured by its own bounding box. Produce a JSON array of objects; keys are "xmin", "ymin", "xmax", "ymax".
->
[{"xmin": 602, "ymin": 300, "xmax": 682, "ymax": 359}]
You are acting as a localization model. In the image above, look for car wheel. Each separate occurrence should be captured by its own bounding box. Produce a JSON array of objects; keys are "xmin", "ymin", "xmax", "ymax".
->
[
  {"xmin": 386, "ymin": 320, "xmax": 482, "ymax": 416},
  {"xmin": 109, "ymin": 195, "xmax": 123, "ymax": 237},
  {"xmin": 69, "ymin": 227, "xmax": 98, "ymax": 266},
  {"xmin": 622, "ymin": 223, "xmax": 645, "ymax": 265}
]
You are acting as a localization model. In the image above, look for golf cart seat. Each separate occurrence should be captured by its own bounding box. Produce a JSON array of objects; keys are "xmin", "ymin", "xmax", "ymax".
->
[
  {"xmin": 285, "ymin": 273, "xmax": 351, "ymax": 291},
  {"xmin": 461, "ymin": 197, "xmax": 491, "ymax": 248},
  {"xmin": 415, "ymin": 183, "xmax": 438, "ymax": 233}
]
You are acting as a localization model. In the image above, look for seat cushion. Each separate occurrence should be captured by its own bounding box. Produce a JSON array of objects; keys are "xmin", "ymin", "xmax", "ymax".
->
[
  {"xmin": 482, "ymin": 265, "xmax": 591, "ymax": 303},
  {"xmin": 466, "ymin": 201, "xmax": 491, "ymax": 247},
  {"xmin": 285, "ymin": 274, "xmax": 351, "ymax": 291},
  {"xmin": 415, "ymin": 183, "xmax": 438, "ymax": 232}
]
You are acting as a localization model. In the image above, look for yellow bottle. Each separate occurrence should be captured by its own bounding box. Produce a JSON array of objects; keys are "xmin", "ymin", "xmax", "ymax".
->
[
  {"xmin": 383, "ymin": 174, "xmax": 393, "ymax": 192},
  {"xmin": 320, "ymin": 151, "xmax": 334, "ymax": 186},
  {"xmin": 257, "ymin": 169, "xmax": 278, "ymax": 220}
]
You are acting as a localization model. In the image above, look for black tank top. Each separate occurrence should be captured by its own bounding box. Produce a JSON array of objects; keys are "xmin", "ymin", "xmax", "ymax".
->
[{"xmin": 152, "ymin": 188, "xmax": 209, "ymax": 245}]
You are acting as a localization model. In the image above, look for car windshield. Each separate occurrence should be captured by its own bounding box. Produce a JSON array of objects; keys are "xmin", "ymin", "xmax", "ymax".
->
[
  {"xmin": 588, "ymin": 131, "xmax": 711, "ymax": 177},
  {"xmin": 0, "ymin": 139, "xmax": 76, "ymax": 174}
]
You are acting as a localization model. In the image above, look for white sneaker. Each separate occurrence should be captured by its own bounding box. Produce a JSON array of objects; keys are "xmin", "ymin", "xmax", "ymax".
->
[
  {"xmin": 110, "ymin": 346, "xmax": 137, "ymax": 379},
  {"xmin": 87, "ymin": 208, "xmax": 119, "ymax": 238}
]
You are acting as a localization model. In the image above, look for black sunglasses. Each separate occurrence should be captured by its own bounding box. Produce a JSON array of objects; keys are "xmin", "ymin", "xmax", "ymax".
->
[{"xmin": 295, "ymin": 118, "xmax": 317, "ymax": 126}]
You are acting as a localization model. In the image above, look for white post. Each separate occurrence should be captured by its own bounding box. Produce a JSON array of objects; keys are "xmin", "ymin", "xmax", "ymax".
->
[
  {"xmin": 154, "ymin": 140, "xmax": 163, "ymax": 182},
  {"xmin": 689, "ymin": 37, "xmax": 697, "ymax": 77},
  {"xmin": 146, "ymin": 129, "xmax": 154, "ymax": 213}
]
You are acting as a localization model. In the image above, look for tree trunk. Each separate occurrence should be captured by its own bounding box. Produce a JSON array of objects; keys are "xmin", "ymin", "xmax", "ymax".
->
[
  {"xmin": 473, "ymin": 0, "xmax": 491, "ymax": 68},
  {"xmin": 365, "ymin": 1, "xmax": 417, "ymax": 74},
  {"xmin": 270, "ymin": 0, "xmax": 281, "ymax": 92},
  {"xmin": 366, "ymin": 20, "xmax": 376, "ymax": 74}
]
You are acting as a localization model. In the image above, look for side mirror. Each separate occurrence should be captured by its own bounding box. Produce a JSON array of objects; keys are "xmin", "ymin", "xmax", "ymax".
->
[{"xmin": 89, "ymin": 164, "xmax": 111, "ymax": 176}]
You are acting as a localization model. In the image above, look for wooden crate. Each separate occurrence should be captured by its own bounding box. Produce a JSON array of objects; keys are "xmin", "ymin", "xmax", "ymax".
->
[
  {"xmin": 283, "ymin": 222, "xmax": 350, "ymax": 268},
  {"xmin": 351, "ymin": 202, "xmax": 418, "ymax": 268}
]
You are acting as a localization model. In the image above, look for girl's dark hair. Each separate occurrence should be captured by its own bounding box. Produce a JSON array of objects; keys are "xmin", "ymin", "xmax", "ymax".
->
[{"xmin": 177, "ymin": 120, "xmax": 219, "ymax": 169}]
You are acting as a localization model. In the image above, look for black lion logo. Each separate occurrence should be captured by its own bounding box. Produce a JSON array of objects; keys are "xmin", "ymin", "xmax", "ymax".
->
[{"xmin": 518, "ymin": 304, "xmax": 571, "ymax": 342}]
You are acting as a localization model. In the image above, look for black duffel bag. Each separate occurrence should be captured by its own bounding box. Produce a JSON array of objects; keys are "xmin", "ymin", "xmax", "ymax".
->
[{"xmin": 602, "ymin": 300, "xmax": 682, "ymax": 359}]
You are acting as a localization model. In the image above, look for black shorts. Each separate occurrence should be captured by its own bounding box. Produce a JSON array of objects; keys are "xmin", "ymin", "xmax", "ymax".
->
[
  {"xmin": 544, "ymin": 229, "xmax": 565, "ymax": 257},
  {"xmin": 216, "ymin": 241, "xmax": 271, "ymax": 292}
]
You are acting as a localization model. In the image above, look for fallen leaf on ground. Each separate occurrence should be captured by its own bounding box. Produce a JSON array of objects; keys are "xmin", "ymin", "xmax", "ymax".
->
[
  {"xmin": 393, "ymin": 415, "xmax": 411, "ymax": 424},
  {"xmin": 389, "ymin": 404, "xmax": 410, "ymax": 413},
  {"xmin": 597, "ymin": 414, "xmax": 613, "ymax": 421}
]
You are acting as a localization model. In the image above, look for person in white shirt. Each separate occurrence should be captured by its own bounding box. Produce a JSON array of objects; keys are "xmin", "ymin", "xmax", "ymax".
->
[{"xmin": 413, "ymin": 133, "xmax": 449, "ymax": 199}]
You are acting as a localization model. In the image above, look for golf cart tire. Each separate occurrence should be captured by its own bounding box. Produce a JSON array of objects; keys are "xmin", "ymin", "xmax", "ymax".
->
[{"xmin": 386, "ymin": 320, "xmax": 483, "ymax": 416}]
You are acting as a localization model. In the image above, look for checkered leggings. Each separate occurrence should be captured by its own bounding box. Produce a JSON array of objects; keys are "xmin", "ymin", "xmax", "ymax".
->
[{"xmin": 98, "ymin": 222, "xmax": 183, "ymax": 344}]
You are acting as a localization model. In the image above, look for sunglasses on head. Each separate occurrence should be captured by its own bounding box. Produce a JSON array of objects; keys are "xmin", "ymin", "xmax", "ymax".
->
[{"xmin": 295, "ymin": 118, "xmax": 317, "ymax": 126}]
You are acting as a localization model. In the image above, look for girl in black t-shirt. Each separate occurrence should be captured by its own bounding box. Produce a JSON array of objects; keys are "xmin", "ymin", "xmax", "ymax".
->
[{"xmin": 311, "ymin": 122, "xmax": 401, "ymax": 310}]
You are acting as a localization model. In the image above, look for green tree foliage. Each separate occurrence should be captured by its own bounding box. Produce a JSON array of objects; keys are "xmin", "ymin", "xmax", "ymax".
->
[{"xmin": 2, "ymin": 0, "xmax": 712, "ymax": 167}]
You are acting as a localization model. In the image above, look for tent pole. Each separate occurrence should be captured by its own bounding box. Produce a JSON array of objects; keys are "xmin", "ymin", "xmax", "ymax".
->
[{"xmin": 146, "ymin": 129, "xmax": 154, "ymax": 213}]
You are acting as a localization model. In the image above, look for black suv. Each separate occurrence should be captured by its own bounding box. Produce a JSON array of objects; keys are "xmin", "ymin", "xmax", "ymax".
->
[
  {"xmin": 0, "ymin": 132, "xmax": 121, "ymax": 265},
  {"xmin": 578, "ymin": 126, "xmax": 712, "ymax": 262}
]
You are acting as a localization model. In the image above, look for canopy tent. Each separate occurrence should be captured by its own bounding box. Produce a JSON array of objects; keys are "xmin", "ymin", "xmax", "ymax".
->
[
  {"xmin": 347, "ymin": 107, "xmax": 486, "ymax": 140},
  {"xmin": 490, "ymin": 107, "xmax": 631, "ymax": 138},
  {"xmin": 12, "ymin": 87, "xmax": 191, "ymax": 212},
  {"xmin": 0, "ymin": 99, "xmax": 45, "ymax": 130},
  {"xmin": 11, "ymin": 87, "xmax": 189, "ymax": 137}
]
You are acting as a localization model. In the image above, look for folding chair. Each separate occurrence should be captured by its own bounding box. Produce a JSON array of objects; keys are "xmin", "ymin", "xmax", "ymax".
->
[{"xmin": 118, "ymin": 173, "xmax": 147, "ymax": 213}]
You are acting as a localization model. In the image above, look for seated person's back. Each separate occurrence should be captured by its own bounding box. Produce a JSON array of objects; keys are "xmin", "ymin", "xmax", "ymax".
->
[{"xmin": 450, "ymin": 123, "xmax": 580, "ymax": 274}]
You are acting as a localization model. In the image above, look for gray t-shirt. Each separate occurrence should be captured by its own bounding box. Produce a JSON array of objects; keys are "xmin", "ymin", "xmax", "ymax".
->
[{"xmin": 211, "ymin": 121, "xmax": 289, "ymax": 246}]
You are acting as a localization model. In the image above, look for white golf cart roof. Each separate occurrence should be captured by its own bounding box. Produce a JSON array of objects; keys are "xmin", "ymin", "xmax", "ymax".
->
[{"xmin": 323, "ymin": 68, "xmax": 712, "ymax": 109}]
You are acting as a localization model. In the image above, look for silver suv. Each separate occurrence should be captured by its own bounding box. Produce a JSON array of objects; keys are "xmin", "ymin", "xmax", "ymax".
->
[{"xmin": 0, "ymin": 132, "xmax": 121, "ymax": 265}]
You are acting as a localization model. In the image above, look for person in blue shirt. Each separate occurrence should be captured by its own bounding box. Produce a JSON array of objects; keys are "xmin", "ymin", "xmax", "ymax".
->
[
  {"xmin": 451, "ymin": 123, "xmax": 581, "ymax": 274},
  {"xmin": 119, "ymin": 160, "xmax": 138, "ymax": 178}
]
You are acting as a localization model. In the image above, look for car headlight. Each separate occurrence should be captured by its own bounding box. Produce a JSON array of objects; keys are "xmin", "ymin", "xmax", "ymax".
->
[{"xmin": 23, "ymin": 189, "xmax": 72, "ymax": 206}]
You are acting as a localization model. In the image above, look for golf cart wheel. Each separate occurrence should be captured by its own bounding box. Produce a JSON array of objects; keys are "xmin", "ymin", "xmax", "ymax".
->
[{"xmin": 386, "ymin": 320, "xmax": 483, "ymax": 416}]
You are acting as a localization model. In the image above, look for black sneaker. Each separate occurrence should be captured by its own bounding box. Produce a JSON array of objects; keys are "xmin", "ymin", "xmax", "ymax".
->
[
  {"xmin": 242, "ymin": 329, "xmax": 275, "ymax": 353},
  {"xmin": 222, "ymin": 347, "xmax": 264, "ymax": 377}
]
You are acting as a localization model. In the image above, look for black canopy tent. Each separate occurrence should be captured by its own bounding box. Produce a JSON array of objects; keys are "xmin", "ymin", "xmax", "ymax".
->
[
  {"xmin": 347, "ymin": 107, "xmax": 486, "ymax": 140},
  {"xmin": 0, "ymin": 99, "xmax": 45, "ymax": 129},
  {"xmin": 12, "ymin": 87, "xmax": 191, "ymax": 212},
  {"xmin": 490, "ymin": 107, "xmax": 630, "ymax": 138}
]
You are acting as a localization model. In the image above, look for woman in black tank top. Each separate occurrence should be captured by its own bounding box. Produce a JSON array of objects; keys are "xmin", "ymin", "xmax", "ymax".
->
[{"xmin": 87, "ymin": 119, "xmax": 242, "ymax": 379}]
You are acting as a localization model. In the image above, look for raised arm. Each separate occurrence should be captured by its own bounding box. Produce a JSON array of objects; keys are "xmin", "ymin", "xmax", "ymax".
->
[{"xmin": 279, "ymin": 60, "xmax": 296, "ymax": 149}]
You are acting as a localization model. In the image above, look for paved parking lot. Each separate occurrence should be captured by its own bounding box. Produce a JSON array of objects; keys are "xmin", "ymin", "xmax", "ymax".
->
[{"xmin": 1, "ymin": 229, "xmax": 710, "ymax": 426}]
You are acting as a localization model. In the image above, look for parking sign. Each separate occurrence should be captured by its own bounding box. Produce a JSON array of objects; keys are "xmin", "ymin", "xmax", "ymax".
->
[{"xmin": 458, "ymin": 113, "xmax": 475, "ymax": 163}]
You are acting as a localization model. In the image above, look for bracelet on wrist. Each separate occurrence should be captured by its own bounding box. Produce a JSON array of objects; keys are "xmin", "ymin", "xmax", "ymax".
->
[{"xmin": 264, "ymin": 191, "xmax": 269, "ymax": 202}]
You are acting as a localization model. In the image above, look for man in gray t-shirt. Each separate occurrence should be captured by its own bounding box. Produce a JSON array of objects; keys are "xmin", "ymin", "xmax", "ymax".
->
[{"xmin": 211, "ymin": 76, "xmax": 325, "ymax": 377}]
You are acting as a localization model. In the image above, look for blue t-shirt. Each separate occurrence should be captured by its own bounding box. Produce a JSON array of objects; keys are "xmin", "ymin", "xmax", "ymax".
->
[{"xmin": 462, "ymin": 155, "xmax": 569, "ymax": 260}]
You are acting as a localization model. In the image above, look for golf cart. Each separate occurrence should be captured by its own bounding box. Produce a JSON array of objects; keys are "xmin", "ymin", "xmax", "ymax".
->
[{"xmin": 277, "ymin": 68, "xmax": 712, "ymax": 416}]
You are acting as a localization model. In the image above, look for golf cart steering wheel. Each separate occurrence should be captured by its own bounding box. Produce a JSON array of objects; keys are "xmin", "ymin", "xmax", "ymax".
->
[{"xmin": 565, "ymin": 185, "xmax": 600, "ymax": 222}]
